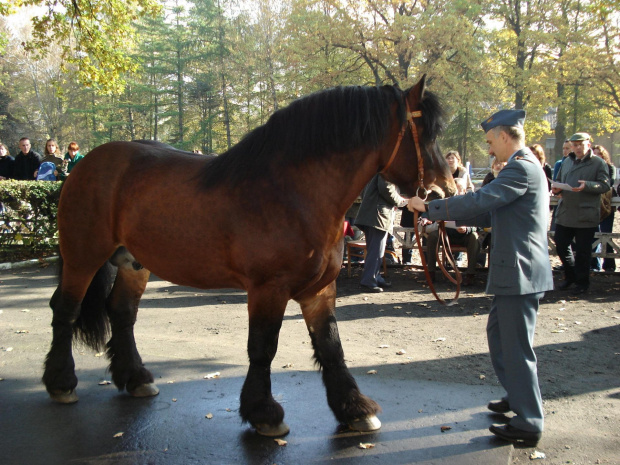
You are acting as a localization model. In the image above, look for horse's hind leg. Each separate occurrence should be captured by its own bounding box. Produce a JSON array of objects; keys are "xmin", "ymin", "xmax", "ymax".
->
[
  {"xmin": 44, "ymin": 263, "xmax": 112, "ymax": 404},
  {"xmin": 298, "ymin": 280, "xmax": 381, "ymax": 431},
  {"xmin": 239, "ymin": 287, "xmax": 289, "ymax": 437},
  {"xmin": 106, "ymin": 253, "xmax": 158, "ymax": 397}
]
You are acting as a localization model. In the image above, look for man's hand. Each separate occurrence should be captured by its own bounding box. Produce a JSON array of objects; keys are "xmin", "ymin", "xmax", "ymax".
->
[
  {"xmin": 572, "ymin": 180, "xmax": 586, "ymax": 192},
  {"xmin": 407, "ymin": 197, "xmax": 426, "ymax": 212}
]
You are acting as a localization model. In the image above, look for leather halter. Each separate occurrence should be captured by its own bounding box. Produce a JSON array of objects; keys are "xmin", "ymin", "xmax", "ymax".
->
[
  {"xmin": 380, "ymin": 102, "xmax": 427, "ymax": 199},
  {"xmin": 381, "ymin": 98, "xmax": 461, "ymax": 305}
]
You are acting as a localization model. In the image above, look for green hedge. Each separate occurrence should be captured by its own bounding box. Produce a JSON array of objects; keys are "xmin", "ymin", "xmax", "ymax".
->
[{"xmin": 0, "ymin": 181, "xmax": 62, "ymax": 262}]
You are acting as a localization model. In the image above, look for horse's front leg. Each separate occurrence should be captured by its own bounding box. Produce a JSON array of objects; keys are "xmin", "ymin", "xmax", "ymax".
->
[
  {"xmin": 239, "ymin": 288, "xmax": 289, "ymax": 437},
  {"xmin": 105, "ymin": 264, "xmax": 158, "ymax": 397},
  {"xmin": 298, "ymin": 280, "xmax": 381, "ymax": 431}
]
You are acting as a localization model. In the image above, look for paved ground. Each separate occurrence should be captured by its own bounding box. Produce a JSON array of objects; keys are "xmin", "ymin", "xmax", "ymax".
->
[{"xmin": 0, "ymin": 264, "xmax": 515, "ymax": 465}]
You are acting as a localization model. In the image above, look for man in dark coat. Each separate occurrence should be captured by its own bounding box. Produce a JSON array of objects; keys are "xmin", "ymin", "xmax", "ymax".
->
[{"xmin": 13, "ymin": 137, "xmax": 42, "ymax": 180}]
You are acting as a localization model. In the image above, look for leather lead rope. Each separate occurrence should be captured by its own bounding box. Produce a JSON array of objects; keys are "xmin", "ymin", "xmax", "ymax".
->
[
  {"xmin": 381, "ymin": 95, "xmax": 460, "ymax": 304},
  {"xmin": 414, "ymin": 211, "xmax": 461, "ymax": 306}
]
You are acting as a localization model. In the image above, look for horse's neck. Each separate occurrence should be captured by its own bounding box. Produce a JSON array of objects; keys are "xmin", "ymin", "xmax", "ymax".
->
[{"xmin": 296, "ymin": 150, "xmax": 382, "ymax": 222}]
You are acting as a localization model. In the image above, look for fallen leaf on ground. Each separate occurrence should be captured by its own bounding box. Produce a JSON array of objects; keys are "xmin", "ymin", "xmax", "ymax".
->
[
  {"xmin": 205, "ymin": 413, "xmax": 213, "ymax": 419},
  {"xmin": 358, "ymin": 443, "xmax": 375, "ymax": 449},
  {"xmin": 172, "ymin": 398, "xmax": 177, "ymax": 402},
  {"xmin": 113, "ymin": 432, "xmax": 124, "ymax": 438},
  {"xmin": 367, "ymin": 370, "xmax": 378, "ymax": 375},
  {"xmin": 432, "ymin": 337, "xmax": 446, "ymax": 342},
  {"xmin": 274, "ymin": 438, "xmax": 287, "ymax": 446},
  {"xmin": 529, "ymin": 450, "xmax": 546, "ymax": 460},
  {"xmin": 15, "ymin": 330, "xmax": 29, "ymax": 334},
  {"xmin": 393, "ymin": 306, "xmax": 402, "ymax": 309},
  {"xmin": 440, "ymin": 426, "xmax": 452, "ymax": 432},
  {"xmin": 282, "ymin": 363, "xmax": 293, "ymax": 368},
  {"xmin": 479, "ymin": 374, "xmax": 486, "ymax": 380},
  {"xmin": 378, "ymin": 344, "xmax": 390, "ymax": 348},
  {"xmin": 204, "ymin": 372, "xmax": 221, "ymax": 379},
  {"xmin": 98, "ymin": 380, "xmax": 112, "ymax": 385},
  {"xmin": 396, "ymin": 350, "xmax": 406, "ymax": 355}
]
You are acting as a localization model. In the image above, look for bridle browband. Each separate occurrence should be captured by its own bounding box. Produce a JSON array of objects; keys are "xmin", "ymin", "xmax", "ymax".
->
[{"xmin": 380, "ymin": 96, "xmax": 461, "ymax": 305}]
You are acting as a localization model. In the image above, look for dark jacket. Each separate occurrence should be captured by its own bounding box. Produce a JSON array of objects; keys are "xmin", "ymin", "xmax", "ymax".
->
[
  {"xmin": 13, "ymin": 150, "xmax": 42, "ymax": 180},
  {"xmin": 0, "ymin": 155, "xmax": 15, "ymax": 179}
]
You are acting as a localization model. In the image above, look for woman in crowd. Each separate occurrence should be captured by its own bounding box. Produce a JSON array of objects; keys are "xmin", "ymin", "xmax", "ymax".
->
[
  {"xmin": 529, "ymin": 144, "xmax": 552, "ymax": 192},
  {"xmin": 482, "ymin": 156, "xmax": 507, "ymax": 187},
  {"xmin": 35, "ymin": 139, "xmax": 65, "ymax": 180},
  {"xmin": 592, "ymin": 144, "xmax": 616, "ymax": 273},
  {"xmin": 62, "ymin": 141, "xmax": 84, "ymax": 176},
  {"xmin": 0, "ymin": 142, "xmax": 14, "ymax": 180},
  {"xmin": 445, "ymin": 150, "xmax": 474, "ymax": 192}
]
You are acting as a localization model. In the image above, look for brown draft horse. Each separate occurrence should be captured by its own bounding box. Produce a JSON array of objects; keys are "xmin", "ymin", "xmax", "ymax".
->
[{"xmin": 43, "ymin": 75, "xmax": 455, "ymax": 437}]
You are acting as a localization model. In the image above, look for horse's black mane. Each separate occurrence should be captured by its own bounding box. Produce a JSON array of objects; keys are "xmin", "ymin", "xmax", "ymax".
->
[{"xmin": 198, "ymin": 84, "xmax": 444, "ymax": 187}]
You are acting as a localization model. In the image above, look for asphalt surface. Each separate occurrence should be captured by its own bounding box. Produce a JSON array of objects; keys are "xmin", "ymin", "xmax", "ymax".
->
[{"xmin": 0, "ymin": 264, "xmax": 513, "ymax": 465}]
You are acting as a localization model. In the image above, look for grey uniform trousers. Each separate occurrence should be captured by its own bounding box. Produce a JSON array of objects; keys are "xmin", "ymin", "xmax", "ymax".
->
[{"xmin": 487, "ymin": 292, "xmax": 544, "ymax": 433}]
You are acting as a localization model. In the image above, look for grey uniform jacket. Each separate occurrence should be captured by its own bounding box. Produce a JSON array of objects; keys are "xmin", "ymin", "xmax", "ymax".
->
[
  {"xmin": 554, "ymin": 151, "xmax": 610, "ymax": 228},
  {"xmin": 354, "ymin": 174, "xmax": 408, "ymax": 232},
  {"xmin": 427, "ymin": 149, "xmax": 554, "ymax": 296}
]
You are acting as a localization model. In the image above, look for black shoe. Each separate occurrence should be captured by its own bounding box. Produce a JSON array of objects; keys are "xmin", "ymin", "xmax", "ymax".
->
[
  {"xmin": 377, "ymin": 281, "xmax": 392, "ymax": 288},
  {"xmin": 489, "ymin": 424, "xmax": 541, "ymax": 447},
  {"xmin": 558, "ymin": 280, "xmax": 575, "ymax": 290},
  {"xmin": 571, "ymin": 285, "xmax": 588, "ymax": 295},
  {"xmin": 360, "ymin": 285, "xmax": 383, "ymax": 293},
  {"xmin": 487, "ymin": 400, "xmax": 511, "ymax": 414}
]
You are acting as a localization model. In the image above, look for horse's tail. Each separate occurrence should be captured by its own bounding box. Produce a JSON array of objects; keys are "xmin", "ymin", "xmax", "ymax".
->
[{"xmin": 55, "ymin": 256, "xmax": 114, "ymax": 352}]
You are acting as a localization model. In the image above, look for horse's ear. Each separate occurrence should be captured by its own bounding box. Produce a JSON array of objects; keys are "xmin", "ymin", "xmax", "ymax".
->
[{"xmin": 407, "ymin": 74, "xmax": 427, "ymax": 104}]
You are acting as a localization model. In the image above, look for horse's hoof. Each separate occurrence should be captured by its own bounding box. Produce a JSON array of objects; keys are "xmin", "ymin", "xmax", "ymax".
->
[
  {"xmin": 129, "ymin": 383, "xmax": 160, "ymax": 398},
  {"xmin": 254, "ymin": 422, "xmax": 290, "ymax": 437},
  {"xmin": 49, "ymin": 389, "xmax": 79, "ymax": 404},
  {"xmin": 348, "ymin": 415, "xmax": 381, "ymax": 432}
]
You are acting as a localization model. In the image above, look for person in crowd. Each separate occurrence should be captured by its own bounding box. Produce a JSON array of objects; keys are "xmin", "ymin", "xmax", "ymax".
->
[
  {"xmin": 13, "ymin": 137, "xmax": 42, "ymax": 180},
  {"xmin": 62, "ymin": 141, "xmax": 84, "ymax": 177},
  {"xmin": 445, "ymin": 150, "xmax": 475, "ymax": 192},
  {"xmin": 482, "ymin": 156, "xmax": 507, "ymax": 187},
  {"xmin": 553, "ymin": 140, "xmax": 571, "ymax": 181},
  {"xmin": 408, "ymin": 109, "xmax": 553, "ymax": 447},
  {"xmin": 529, "ymin": 144, "xmax": 552, "ymax": 191},
  {"xmin": 0, "ymin": 143, "xmax": 15, "ymax": 180},
  {"xmin": 591, "ymin": 144, "xmax": 616, "ymax": 273},
  {"xmin": 419, "ymin": 178, "xmax": 480, "ymax": 286},
  {"xmin": 35, "ymin": 139, "xmax": 65, "ymax": 180},
  {"xmin": 354, "ymin": 173, "xmax": 408, "ymax": 292},
  {"xmin": 553, "ymin": 133, "xmax": 610, "ymax": 294},
  {"xmin": 550, "ymin": 140, "xmax": 572, "ymax": 237}
]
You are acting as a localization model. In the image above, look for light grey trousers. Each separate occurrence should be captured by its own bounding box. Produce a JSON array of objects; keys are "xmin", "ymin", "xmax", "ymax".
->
[
  {"xmin": 487, "ymin": 292, "xmax": 545, "ymax": 433},
  {"xmin": 359, "ymin": 226, "xmax": 388, "ymax": 288}
]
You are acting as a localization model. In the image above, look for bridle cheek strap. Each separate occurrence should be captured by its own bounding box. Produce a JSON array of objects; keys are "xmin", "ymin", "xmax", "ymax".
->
[{"xmin": 381, "ymin": 103, "xmax": 426, "ymax": 199}]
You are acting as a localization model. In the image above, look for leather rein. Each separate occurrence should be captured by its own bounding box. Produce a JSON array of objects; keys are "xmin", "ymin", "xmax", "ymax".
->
[{"xmin": 381, "ymin": 100, "xmax": 461, "ymax": 305}]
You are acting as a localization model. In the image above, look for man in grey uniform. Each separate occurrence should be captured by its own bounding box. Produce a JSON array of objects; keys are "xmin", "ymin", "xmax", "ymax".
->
[{"xmin": 408, "ymin": 109, "xmax": 553, "ymax": 446}]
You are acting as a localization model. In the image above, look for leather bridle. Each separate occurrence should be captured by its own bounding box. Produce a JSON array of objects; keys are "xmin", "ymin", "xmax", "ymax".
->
[{"xmin": 381, "ymin": 98, "xmax": 461, "ymax": 305}]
